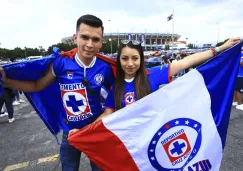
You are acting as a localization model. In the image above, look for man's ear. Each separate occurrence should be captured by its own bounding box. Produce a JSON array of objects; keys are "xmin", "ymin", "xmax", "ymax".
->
[
  {"xmin": 99, "ymin": 38, "xmax": 104, "ymax": 48},
  {"xmin": 73, "ymin": 34, "xmax": 77, "ymax": 44}
]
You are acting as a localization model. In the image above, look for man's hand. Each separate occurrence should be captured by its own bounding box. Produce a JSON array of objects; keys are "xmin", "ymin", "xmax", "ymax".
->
[
  {"xmin": 0, "ymin": 67, "xmax": 6, "ymax": 83},
  {"xmin": 68, "ymin": 129, "xmax": 80, "ymax": 136}
]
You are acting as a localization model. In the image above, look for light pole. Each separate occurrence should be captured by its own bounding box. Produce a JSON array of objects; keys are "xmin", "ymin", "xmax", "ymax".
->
[
  {"xmin": 117, "ymin": 28, "xmax": 120, "ymax": 47},
  {"xmin": 109, "ymin": 38, "xmax": 112, "ymax": 55},
  {"xmin": 145, "ymin": 29, "xmax": 147, "ymax": 51},
  {"xmin": 154, "ymin": 42, "xmax": 157, "ymax": 51},
  {"xmin": 185, "ymin": 38, "xmax": 188, "ymax": 53},
  {"xmin": 24, "ymin": 47, "xmax": 27, "ymax": 57},
  {"xmin": 108, "ymin": 20, "xmax": 112, "ymax": 54},
  {"xmin": 217, "ymin": 22, "xmax": 220, "ymax": 44}
]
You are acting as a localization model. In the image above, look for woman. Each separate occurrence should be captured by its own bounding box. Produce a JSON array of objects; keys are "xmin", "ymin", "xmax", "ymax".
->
[
  {"xmin": 69, "ymin": 37, "xmax": 240, "ymax": 134},
  {"xmin": 104, "ymin": 40, "xmax": 172, "ymax": 112}
]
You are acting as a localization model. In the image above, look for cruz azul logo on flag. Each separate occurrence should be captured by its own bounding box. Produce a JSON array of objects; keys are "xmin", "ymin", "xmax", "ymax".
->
[
  {"xmin": 163, "ymin": 131, "xmax": 191, "ymax": 163},
  {"xmin": 148, "ymin": 118, "xmax": 203, "ymax": 171},
  {"xmin": 124, "ymin": 92, "xmax": 135, "ymax": 105},
  {"xmin": 60, "ymin": 83, "xmax": 93, "ymax": 121}
]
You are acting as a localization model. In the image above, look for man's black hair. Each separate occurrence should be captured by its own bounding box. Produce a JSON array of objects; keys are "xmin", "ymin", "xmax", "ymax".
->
[
  {"xmin": 76, "ymin": 14, "xmax": 104, "ymax": 34},
  {"xmin": 10, "ymin": 57, "xmax": 17, "ymax": 62}
]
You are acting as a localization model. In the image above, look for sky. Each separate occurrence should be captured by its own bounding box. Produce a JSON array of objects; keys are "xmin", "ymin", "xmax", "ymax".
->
[{"xmin": 0, "ymin": 0, "xmax": 242, "ymax": 50}]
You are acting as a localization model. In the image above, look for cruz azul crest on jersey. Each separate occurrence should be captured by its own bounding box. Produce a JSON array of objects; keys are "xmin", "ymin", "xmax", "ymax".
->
[
  {"xmin": 124, "ymin": 92, "xmax": 135, "ymax": 105},
  {"xmin": 60, "ymin": 83, "xmax": 92, "ymax": 121},
  {"xmin": 148, "ymin": 118, "xmax": 202, "ymax": 171},
  {"xmin": 94, "ymin": 74, "xmax": 104, "ymax": 85}
]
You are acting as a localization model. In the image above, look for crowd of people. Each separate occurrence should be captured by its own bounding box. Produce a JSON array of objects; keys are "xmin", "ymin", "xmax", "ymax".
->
[{"xmin": 0, "ymin": 14, "xmax": 241, "ymax": 171}]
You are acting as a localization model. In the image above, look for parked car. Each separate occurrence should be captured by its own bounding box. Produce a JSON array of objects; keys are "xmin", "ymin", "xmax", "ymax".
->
[
  {"xmin": 0, "ymin": 61, "xmax": 10, "ymax": 66},
  {"xmin": 144, "ymin": 57, "xmax": 162, "ymax": 68},
  {"xmin": 144, "ymin": 55, "xmax": 152, "ymax": 61},
  {"xmin": 26, "ymin": 56, "xmax": 43, "ymax": 60}
]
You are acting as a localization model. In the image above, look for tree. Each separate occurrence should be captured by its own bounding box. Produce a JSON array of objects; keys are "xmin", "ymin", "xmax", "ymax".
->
[
  {"xmin": 100, "ymin": 39, "xmax": 119, "ymax": 54},
  {"xmin": 39, "ymin": 46, "xmax": 46, "ymax": 56},
  {"xmin": 0, "ymin": 39, "xmax": 122, "ymax": 60},
  {"xmin": 0, "ymin": 48, "xmax": 8, "ymax": 59},
  {"xmin": 0, "ymin": 40, "xmax": 122, "ymax": 61},
  {"xmin": 187, "ymin": 43, "xmax": 194, "ymax": 49},
  {"xmin": 216, "ymin": 38, "xmax": 229, "ymax": 47},
  {"xmin": 0, "ymin": 47, "xmax": 44, "ymax": 60}
]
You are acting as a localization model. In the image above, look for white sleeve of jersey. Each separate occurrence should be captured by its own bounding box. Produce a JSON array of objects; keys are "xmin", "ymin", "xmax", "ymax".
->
[{"xmin": 101, "ymin": 87, "xmax": 108, "ymax": 99}]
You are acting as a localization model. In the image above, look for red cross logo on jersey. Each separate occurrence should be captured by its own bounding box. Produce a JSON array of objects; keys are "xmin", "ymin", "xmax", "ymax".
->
[
  {"xmin": 61, "ymin": 88, "xmax": 91, "ymax": 116},
  {"xmin": 124, "ymin": 92, "xmax": 135, "ymax": 105}
]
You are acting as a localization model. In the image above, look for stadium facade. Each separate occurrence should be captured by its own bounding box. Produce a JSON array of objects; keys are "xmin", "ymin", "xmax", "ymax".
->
[{"xmin": 61, "ymin": 33, "xmax": 181, "ymax": 50}]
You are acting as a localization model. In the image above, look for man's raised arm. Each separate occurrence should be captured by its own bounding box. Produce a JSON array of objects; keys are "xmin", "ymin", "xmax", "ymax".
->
[{"xmin": 0, "ymin": 63, "xmax": 55, "ymax": 92}]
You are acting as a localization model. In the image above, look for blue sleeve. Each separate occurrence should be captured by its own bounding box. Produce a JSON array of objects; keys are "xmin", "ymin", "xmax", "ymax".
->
[
  {"xmin": 148, "ymin": 64, "xmax": 171, "ymax": 86},
  {"xmin": 104, "ymin": 85, "xmax": 115, "ymax": 110},
  {"xmin": 52, "ymin": 56, "xmax": 65, "ymax": 77}
]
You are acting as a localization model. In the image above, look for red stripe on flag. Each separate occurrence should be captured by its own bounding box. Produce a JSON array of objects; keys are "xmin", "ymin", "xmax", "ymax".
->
[
  {"xmin": 168, "ymin": 64, "xmax": 172, "ymax": 82},
  {"xmin": 68, "ymin": 121, "xmax": 139, "ymax": 171}
]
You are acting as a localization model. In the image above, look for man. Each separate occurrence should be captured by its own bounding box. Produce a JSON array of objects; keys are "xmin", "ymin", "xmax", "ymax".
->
[
  {"xmin": 233, "ymin": 53, "xmax": 243, "ymax": 110},
  {"xmin": 0, "ymin": 14, "xmax": 114, "ymax": 171}
]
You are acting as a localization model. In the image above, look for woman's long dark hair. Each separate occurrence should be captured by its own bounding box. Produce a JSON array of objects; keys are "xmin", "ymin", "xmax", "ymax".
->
[{"xmin": 114, "ymin": 42, "xmax": 151, "ymax": 110}]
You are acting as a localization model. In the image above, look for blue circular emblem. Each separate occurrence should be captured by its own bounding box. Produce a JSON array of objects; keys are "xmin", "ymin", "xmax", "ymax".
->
[
  {"xmin": 148, "ymin": 118, "xmax": 202, "ymax": 171},
  {"xmin": 94, "ymin": 74, "xmax": 104, "ymax": 85}
]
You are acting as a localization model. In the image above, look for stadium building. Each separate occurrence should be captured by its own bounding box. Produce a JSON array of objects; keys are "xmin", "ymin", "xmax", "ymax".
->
[{"xmin": 61, "ymin": 32, "xmax": 181, "ymax": 50}]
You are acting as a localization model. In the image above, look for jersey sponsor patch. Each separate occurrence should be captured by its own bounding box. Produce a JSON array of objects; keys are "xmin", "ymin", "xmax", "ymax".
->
[{"xmin": 67, "ymin": 71, "xmax": 73, "ymax": 79}]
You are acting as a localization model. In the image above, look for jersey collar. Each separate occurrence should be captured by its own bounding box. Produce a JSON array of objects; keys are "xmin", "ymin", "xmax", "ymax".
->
[
  {"xmin": 75, "ymin": 53, "xmax": 96, "ymax": 68},
  {"xmin": 125, "ymin": 77, "xmax": 135, "ymax": 82}
]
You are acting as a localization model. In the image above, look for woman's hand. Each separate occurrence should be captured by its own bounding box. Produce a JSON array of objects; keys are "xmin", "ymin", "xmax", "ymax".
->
[
  {"xmin": 0, "ymin": 67, "xmax": 6, "ymax": 83},
  {"xmin": 219, "ymin": 38, "xmax": 241, "ymax": 52}
]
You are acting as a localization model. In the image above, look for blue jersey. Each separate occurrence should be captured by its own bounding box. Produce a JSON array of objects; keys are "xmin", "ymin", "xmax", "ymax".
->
[
  {"xmin": 53, "ymin": 54, "xmax": 114, "ymax": 131},
  {"xmin": 105, "ymin": 65, "xmax": 171, "ymax": 110},
  {"xmin": 238, "ymin": 54, "xmax": 243, "ymax": 77}
]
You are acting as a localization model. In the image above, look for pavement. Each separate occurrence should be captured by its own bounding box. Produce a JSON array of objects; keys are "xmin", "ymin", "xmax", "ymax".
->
[{"xmin": 0, "ymin": 95, "xmax": 242, "ymax": 171}]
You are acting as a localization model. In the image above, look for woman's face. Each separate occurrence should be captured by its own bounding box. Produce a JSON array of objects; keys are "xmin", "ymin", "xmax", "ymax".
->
[{"xmin": 120, "ymin": 46, "xmax": 141, "ymax": 79}]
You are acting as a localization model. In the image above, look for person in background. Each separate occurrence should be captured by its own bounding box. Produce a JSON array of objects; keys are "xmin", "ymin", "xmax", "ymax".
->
[
  {"xmin": 9, "ymin": 57, "xmax": 25, "ymax": 105},
  {"xmin": 161, "ymin": 54, "xmax": 170, "ymax": 65},
  {"xmin": 232, "ymin": 53, "xmax": 243, "ymax": 110},
  {"xmin": 0, "ymin": 84, "xmax": 15, "ymax": 123},
  {"xmin": 0, "ymin": 86, "xmax": 8, "ymax": 117}
]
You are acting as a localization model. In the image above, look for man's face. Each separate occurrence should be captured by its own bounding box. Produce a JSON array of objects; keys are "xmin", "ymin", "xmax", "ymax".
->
[{"xmin": 74, "ymin": 23, "xmax": 103, "ymax": 59}]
